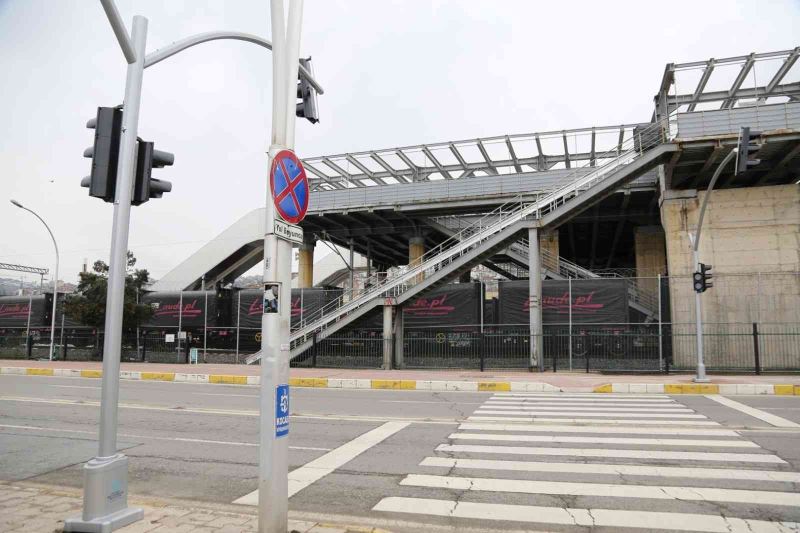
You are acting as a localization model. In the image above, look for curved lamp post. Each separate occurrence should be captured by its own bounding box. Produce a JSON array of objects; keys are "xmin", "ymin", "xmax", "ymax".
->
[{"xmin": 10, "ymin": 199, "xmax": 59, "ymax": 361}]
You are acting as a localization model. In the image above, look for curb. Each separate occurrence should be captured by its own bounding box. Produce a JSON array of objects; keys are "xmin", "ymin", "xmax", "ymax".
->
[
  {"xmin": 0, "ymin": 366, "xmax": 561, "ymax": 392},
  {"xmin": 593, "ymin": 382, "xmax": 800, "ymax": 395},
  {"xmin": 3, "ymin": 367, "xmax": 798, "ymax": 394}
]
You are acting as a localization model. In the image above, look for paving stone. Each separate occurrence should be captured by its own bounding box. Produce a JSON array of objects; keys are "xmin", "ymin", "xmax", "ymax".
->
[{"xmin": 206, "ymin": 515, "xmax": 250, "ymax": 527}]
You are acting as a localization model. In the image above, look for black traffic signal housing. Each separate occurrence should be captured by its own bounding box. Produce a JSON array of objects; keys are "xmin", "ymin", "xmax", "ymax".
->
[
  {"xmin": 735, "ymin": 126, "xmax": 762, "ymax": 175},
  {"xmin": 132, "ymin": 141, "xmax": 174, "ymax": 206},
  {"xmin": 83, "ymin": 107, "xmax": 123, "ymax": 202},
  {"xmin": 296, "ymin": 57, "xmax": 319, "ymax": 124},
  {"xmin": 693, "ymin": 263, "xmax": 713, "ymax": 293}
]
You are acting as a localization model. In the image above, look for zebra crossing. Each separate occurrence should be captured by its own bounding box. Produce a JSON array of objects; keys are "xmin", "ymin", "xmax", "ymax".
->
[{"xmin": 372, "ymin": 392, "xmax": 800, "ymax": 532}]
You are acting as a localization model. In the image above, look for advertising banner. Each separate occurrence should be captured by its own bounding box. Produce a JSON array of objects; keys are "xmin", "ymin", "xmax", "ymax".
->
[
  {"xmin": 498, "ymin": 279, "xmax": 628, "ymax": 324},
  {"xmin": 0, "ymin": 295, "xmax": 51, "ymax": 327},
  {"xmin": 236, "ymin": 288, "xmax": 343, "ymax": 328},
  {"xmin": 141, "ymin": 291, "xmax": 218, "ymax": 328}
]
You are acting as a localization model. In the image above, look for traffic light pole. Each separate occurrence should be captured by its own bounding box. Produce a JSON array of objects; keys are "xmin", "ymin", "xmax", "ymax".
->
[
  {"xmin": 259, "ymin": 2, "xmax": 304, "ymax": 531},
  {"xmin": 690, "ymin": 148, "xmax": 736, "ymax": 383},
  {"xmin": 64, "ymin": 14, "xmax": 147, "ymax": 533}
]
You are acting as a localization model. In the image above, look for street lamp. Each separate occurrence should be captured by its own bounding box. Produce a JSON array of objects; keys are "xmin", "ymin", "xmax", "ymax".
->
[{"xmin": 10, "ymin": 199, "xmax": 60, "ymax": 361}]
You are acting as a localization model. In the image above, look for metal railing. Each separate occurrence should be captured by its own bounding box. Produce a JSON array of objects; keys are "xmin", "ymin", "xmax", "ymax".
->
[{"xmin": 260, "ymin": 119, "xmax": 669, "ymax": 363}]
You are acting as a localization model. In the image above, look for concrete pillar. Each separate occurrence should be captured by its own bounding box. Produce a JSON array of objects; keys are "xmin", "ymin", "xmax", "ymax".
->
[
  {"xmin": 528, "ymin": 227, "xmax": 543, "ymax": 371},
  {"xmin": 298, "ymin": 240, "xmax": 315, "ymax": 289},
  {"xmin": 538, "ymin": 229, "xmax": 560, "ymax": 274},
  {"xmin": 634, "ymin": 225, "xmax": 667, "ymax": 302},
  {"xmin": 382, "ymin": 304, "xmax": 393, "ymax": 370},
  {"xmin": 408, "ymin": 236, "xmax": 425, "ymax": 283},
  {"xmin": 393, "ymin": 306, "xmax": 404, "ymax": 369}
]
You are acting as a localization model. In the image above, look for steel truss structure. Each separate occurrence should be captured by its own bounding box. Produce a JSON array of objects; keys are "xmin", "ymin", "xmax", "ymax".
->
[
  {"xmin": 655, "ymin": 47, "xmax": 800, "ymax": 118},
  {"xmin": 0, "ymin": 262, "xmax": 48, "ymax": 276},
  {"xmin": 302, "ymin": 123, "xmax": 649, "ymax": 191}
]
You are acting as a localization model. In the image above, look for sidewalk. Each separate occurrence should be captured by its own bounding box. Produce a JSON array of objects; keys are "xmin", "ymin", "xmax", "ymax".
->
[
  {"xmin": 2, "ymin": 359, "xmax": 798, "ymax": 394},
  {"xmin": 0, "ymin": 482, "xmax": 384, "ymax": 533}
]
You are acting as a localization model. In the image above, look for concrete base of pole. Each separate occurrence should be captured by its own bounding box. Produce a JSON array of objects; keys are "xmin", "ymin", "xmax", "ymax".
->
[{"xmin": 64, "ymin": 454, "xmax": 142, "ymax": 533}]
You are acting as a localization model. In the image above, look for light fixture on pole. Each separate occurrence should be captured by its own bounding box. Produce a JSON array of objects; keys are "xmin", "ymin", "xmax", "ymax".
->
[{"xmin": 10, "ymin": 199, "xmax": 59, "ymax": 362}]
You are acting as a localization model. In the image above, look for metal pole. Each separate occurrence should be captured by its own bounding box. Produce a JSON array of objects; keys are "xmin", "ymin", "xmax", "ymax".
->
[
  {"xmin": 349, "ymin": 239, "xmax": 355, "ymax": 294},
  {"xmin": 65, "ymin": 14, "xmax": 147, "ymax": 532},
  {"xmin": 235, "ymin": 291, "xmax": 241, "ymax": 364},
  {"xmin": 259, "ymin": 0, "xmax": 299, "ymax": 531},
  {"xmin": 528, "ymin": 227, "xmax": 542, "ymax": 371},
  {"xmin": 203, "ymin": 275, "xmax": 207, "ymax": 360},
  {"xmin": 26, "ymin": 290, "xmax": 32, "ymax": 354},
  {"xmin": 657, "ymin": 274, "xmax": 663, "ymax": 371},
  {"xmin": 60, "ymin": 311, "xmax": 65, "ymax": 359},
  {"xmin": 177, "ymin": 290, "xmax": 183, "ymax": 360},
  {"xmin": 568, "ymin": 277, "xmax": 573, "ymax": 371},
  {"xmin": 9, "ymin": 202, "xmax": 59, "ymax": 361}
]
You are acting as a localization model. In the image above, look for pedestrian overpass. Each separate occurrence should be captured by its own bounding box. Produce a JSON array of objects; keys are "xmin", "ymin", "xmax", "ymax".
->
[{"xmin": 149, "ymin": 47, "xmax": 800, "ymax": 367}]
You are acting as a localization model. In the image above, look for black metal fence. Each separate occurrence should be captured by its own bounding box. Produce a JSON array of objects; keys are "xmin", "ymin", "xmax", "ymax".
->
[{"xmin": 2, "ymin": 321, "xmax": 797, "ymax": 374}]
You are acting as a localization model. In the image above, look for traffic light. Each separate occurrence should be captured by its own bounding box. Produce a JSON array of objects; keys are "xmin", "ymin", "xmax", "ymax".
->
[
  {"xmin": 735, "ymin": 126, "xmax": 762, "ymax": 175},
  {"xmin": 296, "ymin": 57, "xmax": 319, "ymax": 124},
  {"xmin": 83, "ymin": 107, "xmax": 123, "ymax": 202},
  {"xmin": 693, "ymin": 263, "xmax": 713, "ymax": 293},
  {"xmin": 132, "ymin": 141, "xmax": 174, "ymax": 205}
]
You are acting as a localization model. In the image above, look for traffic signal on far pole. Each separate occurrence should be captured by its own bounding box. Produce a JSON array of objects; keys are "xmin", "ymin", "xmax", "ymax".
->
[
  {"xmin": 296, "ymin": 57, "xmax": 319, "ymax": 124},
  {"xmin": 735, "ymin": 126, "xmax": 762, "ymax": 175},
  {"xmin": 132, "ymin": 141, "xmax": 174, "ymax": 205},
  {"xmin": 82, "ymin": 107, "xmax": 123, "ymax": 202},
  {"xmin": 693, "ymin": 263, "xmax": 713, "ymax": 293}
]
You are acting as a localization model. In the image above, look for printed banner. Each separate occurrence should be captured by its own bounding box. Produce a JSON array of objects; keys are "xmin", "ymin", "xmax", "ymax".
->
[
  {"xmin": 141, "ymin": 291, "xmax": 218, "ymax": 328},
  {"xmin": 498, "ymin": 279, "xmax": 628, "ymax": 324}
]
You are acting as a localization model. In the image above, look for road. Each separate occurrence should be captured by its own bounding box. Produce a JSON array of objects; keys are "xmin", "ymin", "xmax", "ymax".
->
[{"xmin": 1, "ymin": 374, "xmax": 800, "ymax": 532}]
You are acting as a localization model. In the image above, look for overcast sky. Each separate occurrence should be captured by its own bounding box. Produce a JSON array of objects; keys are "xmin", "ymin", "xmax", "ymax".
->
[{"xmin": 1, "ymin": 0, "xmax": 798, "ymax": 287}]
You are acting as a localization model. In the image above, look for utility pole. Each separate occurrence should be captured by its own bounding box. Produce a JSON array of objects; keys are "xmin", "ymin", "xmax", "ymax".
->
[{"xmin": 258, "ymin": 2, "xmax": 306, "ymax": 531}]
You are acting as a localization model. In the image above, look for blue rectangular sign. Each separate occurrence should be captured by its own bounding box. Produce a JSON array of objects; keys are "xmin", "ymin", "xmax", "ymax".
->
[{"xmin": 275, "ymin": 384, "xmax": 289, "ymax": 438}]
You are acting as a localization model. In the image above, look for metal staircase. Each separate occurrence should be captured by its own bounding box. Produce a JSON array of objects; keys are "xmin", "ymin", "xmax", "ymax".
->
[{"xmin": 245, "ymin": 119, "xmax": 672, "ymax": 364}]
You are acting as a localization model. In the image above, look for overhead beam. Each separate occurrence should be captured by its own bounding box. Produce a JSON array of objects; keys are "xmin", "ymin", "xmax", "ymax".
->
[
  {"xmin": 720, "ymin": 53, "xmax": 755, "ymax": 109},
  {"xmin": 754, "ymin": 143, "xmax": 800, "ymax": 185},
  {"xmin": 758, "ymin": 47, "xmax": 800, "ymax": 103},
  {"xmin": 562, "ymin": 132, "xmax": 571, "ymax": 169},
  {"xmin": 686, "ymin": 58, "xmax": 715, "ymax": 112},
  {"xmin": 505, "ymin": 136, "xmax": 523, "ymax": 173},
  {"xmin": 422, "ymin": 146, "xmax": 453, "ymax": 179}
]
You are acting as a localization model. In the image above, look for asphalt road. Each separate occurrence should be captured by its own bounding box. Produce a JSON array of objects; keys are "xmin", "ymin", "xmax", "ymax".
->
[{"xmin": 2, "ymin": 374, "xmax": 800, "ymax": 532}]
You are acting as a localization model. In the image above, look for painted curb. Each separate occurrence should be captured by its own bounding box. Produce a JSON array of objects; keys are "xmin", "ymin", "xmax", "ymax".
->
[
  {"xmin": 1, "ymin": 366, "xmax": 561, "ymax": 392},
  {"xmin": 593, "ymin": 382, "xmax": 800, "ymax": 395},
  {"xmin": 3, "ymin": 367, "xmax": 798, "ymax": 394}
]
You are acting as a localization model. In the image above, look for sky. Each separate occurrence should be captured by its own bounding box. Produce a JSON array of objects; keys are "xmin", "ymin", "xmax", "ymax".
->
[{"xmin": 1, "ymin": 0, "xmax": 798, "ymax": 288}]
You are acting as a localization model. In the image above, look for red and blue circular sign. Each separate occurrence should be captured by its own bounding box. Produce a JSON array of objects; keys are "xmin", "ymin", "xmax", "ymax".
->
[{"xmin": 269, "ymin": 149, "xmax": 309, "ymax": 224}]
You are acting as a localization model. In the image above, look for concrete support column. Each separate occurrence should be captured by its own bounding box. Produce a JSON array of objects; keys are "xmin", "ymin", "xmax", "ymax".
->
[
  {"xmin": 382, "ymin": 304, "xmax": 393, "ymax": 370},
  {"xmin": 538, "ymin": 229, "xmax": 560, "ymax": 274},
  {"xmin": 634, "ymin": 225, "xmax": 667, "ymax": 302},
  {"xmin": 408, "ymin": 236, "xmax": 425, "ymax": 283},
  {"xmin": 393, "ymin": 306, "xmax": 404, "ymax": 369},
  {"xmin": 528, "ymin": 227, "xmax": 543, "ymax": 371},
  {"xmin": 298, "ymin": 240, "xmax": 315, "ymax": 289}
]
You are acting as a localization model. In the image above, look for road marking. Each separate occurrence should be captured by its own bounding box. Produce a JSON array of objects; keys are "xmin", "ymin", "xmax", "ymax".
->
[
  {"xmin": 705, "ymin": 395, "xmax": 800, "ymax": 428},
  {"xmin": 485, "ymin": 401, "xmax": 680, "ymax": 407},
  {"xmin": 400, "ymin": 474, "xmax": 800, "ymax": 507},
  {"xmin": 0, "ymin": 423, "xmax": 331, "ymax": 451},
  {"xmin": 53, "ymin": 385, "xmax": 100, "ymax": 389},
  {"xmin": 0, "ymin": 396, "xmax": 460, "ymax": 425},
  {"xmin": 467, "ymin": 416, "xmax": 721, "ymax": 425},
  {"xmin": 193, "ymin": 392, "xmax": 258, "ymax": 398},
  {"xmin": 379, "ymin": 400, "xmax": 483, "ymax": 404},
  {"xmin": 448, "ymin": 433, "xmax": 758, "ymax": 448},
  {"xmin": 435, "ymin": 444, "xmax": 786, "ymax": 463},
  {"xmin": 475, "ymin": 409, "xmax": 707, "ymax": 418},
  {"xmin": 233, "ymin": 421, "xmax": 410, "ymax": 505},
  {"xmin": 420, "ymin": 457, "xmax": 800, "ymax": 483},
  {"xmin": 458, "ymin": 423, "xmax": 739, "ymax": 436},
  {"xmin": 478, "ymin": 405, "xmax": 694, "ymax": 413},
  {"xmin": 487, "ymin": 396, "xmax": 675, "ymax": 403},
  {"xmin": 493, "ymin": 393, "xmax": 670, "ymax": 399},
  {"xmin": 372, "ymin": 497, "xmax": 800, "ymax": 532}
]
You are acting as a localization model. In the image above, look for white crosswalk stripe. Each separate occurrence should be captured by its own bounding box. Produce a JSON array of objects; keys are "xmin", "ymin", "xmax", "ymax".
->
[{"xmin": 372, "ymin": 392, "xmax": 800, "ymax": 532}]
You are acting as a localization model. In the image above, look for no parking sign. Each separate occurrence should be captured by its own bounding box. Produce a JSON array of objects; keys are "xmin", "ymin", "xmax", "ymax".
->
[{"xmin": 269, "ymin": 150, "xmax": 309, "ymax": 224}]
